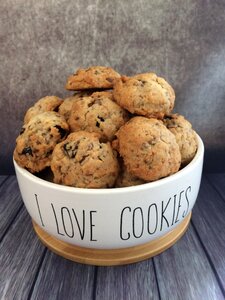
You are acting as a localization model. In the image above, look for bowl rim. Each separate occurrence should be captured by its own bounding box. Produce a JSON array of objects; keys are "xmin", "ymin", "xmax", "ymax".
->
[{"xmin": 13, "ymin": 134, "xmax": 204, "ymax": 195}]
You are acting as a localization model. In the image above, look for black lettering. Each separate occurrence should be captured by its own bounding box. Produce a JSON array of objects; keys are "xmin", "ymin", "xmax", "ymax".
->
[
  {"xmin": 72, "ymin": 209, "xmax": 85, "ymax": 240},
  {"xmin": 51, "ymin": 203, "xmax": 64, "ymax": 236},
  {"xmin": 160, "ymin": 198, "xmax": 171, "ymax": 231},
  {"xmin": 182, "ymin": 186, "xmax": 191, "ymax": 218},
  {"xmin": 120, "ymin": 207, "xmax": 131, "ymax": 240},
  {"xmin": 171, "ymin": 194, "xmax": 177, "ymax": 226},
  {"xmin": 175, "ymin": 190, "xmax": 184, "ymax": 223},
  {"xmin": 133, "ymin": 207, "xmax": 144, "ymax": 238},
  {"xmin": 35, "ymin": 194, "xmax": 45, "ymax": 227},
  {"xmin": 147, "ymin": 203, "xmax": 158, "ymax": 234},
  {"xmin": 90, "ymin": 211, "xmax": 97, "ymax": 241},
  {"xmin": 61, "ymin": 207, "xmax": 74, "ymax": 238}
]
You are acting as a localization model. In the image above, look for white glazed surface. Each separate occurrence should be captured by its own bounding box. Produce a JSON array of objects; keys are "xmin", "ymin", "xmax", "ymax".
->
[{"xmin": 14, "ymin": 135, "xmax": 204, "ymax": 249}]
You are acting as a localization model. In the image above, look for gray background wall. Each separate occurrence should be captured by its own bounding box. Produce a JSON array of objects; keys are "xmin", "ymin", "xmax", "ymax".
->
[{"xmin": 0, "ymin": 0, "xmax": 225, "ymax": 174}]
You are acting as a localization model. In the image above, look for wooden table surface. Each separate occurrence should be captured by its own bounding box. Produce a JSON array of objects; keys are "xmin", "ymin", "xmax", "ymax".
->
[{"xmin": 0, "ymin": 174, "xmax": 225, "ymax": 300}]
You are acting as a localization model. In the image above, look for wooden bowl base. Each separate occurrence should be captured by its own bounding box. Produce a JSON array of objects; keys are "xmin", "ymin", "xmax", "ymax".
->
[{"xmin": 32, "ymin": 213, "xmax": 191, "ymax": 266}]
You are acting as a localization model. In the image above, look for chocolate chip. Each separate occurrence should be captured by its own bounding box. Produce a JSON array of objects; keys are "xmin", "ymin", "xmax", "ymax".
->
[
  {"xmin": 54, "ymin": 125, "xmax": 67, "ymax": 139},
  {"xmin": 88, "ymin": 102, "xmax": 94, "ymax": 108},
  {"xmin": 106, "ymin": 77, "xmax": 113, "ymax": 83},
  {"xmin": 22, "ymin": 146, "xmax": 33, "ymax": 156},
  {"xmin": 97, "ymin": 116, "xmax": 105, "ymax": 122},
  {"xmin": 165, "ymin": 115, "xmax": 173, "ymax": 120},
  {"xmin": 53, "ymin": 105, "xmax": 60, "ymax": 112},
  {"xmin": 63, "ymin": 141, "xmax": 80, "ymax": 158},
  {"xmin": 96, "ymin": 115, "xmax": 105, "ymax": 128}
]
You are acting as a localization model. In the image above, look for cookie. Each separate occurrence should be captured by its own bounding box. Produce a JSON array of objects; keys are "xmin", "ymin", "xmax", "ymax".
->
[
  {"xmin": 14, "ymin": 112, "xmax": 69, "ymax": 173},
  {"xmin": 58, "ymin": 91, "xmax": 92, "ymax": 121},
  {"xmin": 68, "ymin": 92, "xmax": 129, "ymax": 141},
  {"xmin": 113, "ymin": 73, "xmax": 175, "ymax": 118},
  {"xmin": 51, "ymin": 131, "xmax": 119, "ymax": 188},
  {"xmin": 65, "ymin": 66, "xmax": 121, "ymax": 90},
  {"xmin": 24, "ymin": 96, "xmax": 63, "ymax": 124},
  {"xmin": 115, "ymin": 116, "xmax": 181, "ymax": 181},
  {"xmin": 163, "ymin": 114, "xmax": 198, "ymax": 165}
]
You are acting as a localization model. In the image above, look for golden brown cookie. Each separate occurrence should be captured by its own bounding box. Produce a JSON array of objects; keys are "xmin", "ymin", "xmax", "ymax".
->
[
  {"xmin": 115, "ymin": 116, "xmax": 181, "ymax": 181},
  {"xmin": 24, "ymin": 96, "xmax": 63, "ymax": 124},
  {"xmin": 65, "ymin": 66, "xmax": 121, "ymax": 90},
  {"xmin": 68, "ymin": 92, "xmax": 129, "ymax": 141},
  {"xmin": 113, "ymin": 73, "xmax": 175, "ymax": 118},
  {"xmin": 163, "ymin": 114, "xmax": 198, "ymax": 166},
  {"xmin": 51, "ymin": 131, "xmax": 119, "ymax": 188},
  {"xmin": 14, "ymin": 112, "xmax": 69, "ymax": 173}
]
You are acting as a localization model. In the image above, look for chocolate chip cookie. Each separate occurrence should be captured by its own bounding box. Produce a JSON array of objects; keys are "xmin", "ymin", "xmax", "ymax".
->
[
  {"xmin": 163, "ymin": 114, "xmax": 198, "ymax": 165},
  {"xmin": 14, "ymin": 112, "xmax": 69, "ymax": 173},
  {"xmin": 115, "ymin": 116, "xmax": 181, "ymax": 181},
  {"xmin": 24, "ymin": 96, "xmax": 63, "ymax": 124},
  {"xmin": 65, "ymin": 66, "xmax": 121, "ymax": 90},
  {"xmin": 68, "ymin": 92, "xmax": 129, "ymax": 141},
  {"xmin": 51, "ymin": 131, "xmax": 119, "ymax": 188},
  {"xmin": 113, "ymin": 73, "xmax": 175, "ymax": 118}
]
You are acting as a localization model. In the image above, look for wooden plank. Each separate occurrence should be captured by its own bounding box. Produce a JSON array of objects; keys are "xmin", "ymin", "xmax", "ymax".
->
[
  {"xmin": 0, "ymin": 175, "xmax": 8, "ymax": 186},
  {"xmin": 0, "ymin": 176, "xmax": 23, "ymax": 240},
  {"xmin": 206, "ymin": 173, "xmax": 225, "ymax": 201},
  {"xmin": 0, "ymin": 208, "xmax": 46, "ymax": 300},
  {"xmin": 191, "ymin": 176, "xmax": 225, "ymax": 293},
  {"xmin": 153, "ymin": 223, "xmax": 224, "ymax": 300},
  {"xmin": 30, "ymin": 251, "xmax": 96, "ymax": 300},
  {"xmin": 95, "ymin": 260, "xmax": 159, "ymax": 300}
]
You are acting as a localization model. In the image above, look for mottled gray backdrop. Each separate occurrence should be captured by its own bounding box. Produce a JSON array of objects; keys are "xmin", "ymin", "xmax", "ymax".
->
[{"xmin": 1, "ymin": 0, "xmax": 225, "ymax": 174}]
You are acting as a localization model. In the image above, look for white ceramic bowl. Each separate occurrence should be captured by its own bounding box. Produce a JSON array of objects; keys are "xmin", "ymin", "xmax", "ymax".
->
[{"xmin": 14, "ymin": 135, "xmax": 204, "ymax": 250}]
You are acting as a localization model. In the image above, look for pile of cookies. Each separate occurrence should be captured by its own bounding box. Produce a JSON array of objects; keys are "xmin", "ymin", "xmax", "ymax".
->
[{"xmin": 14, "ymin": 66, "xmax": 198, "ymax": 188}]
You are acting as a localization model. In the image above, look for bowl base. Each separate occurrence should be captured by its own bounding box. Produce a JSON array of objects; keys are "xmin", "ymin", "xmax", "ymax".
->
[{"xmin": 32, "ymin": 213, "xmax": 191, "ymax": 266}]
